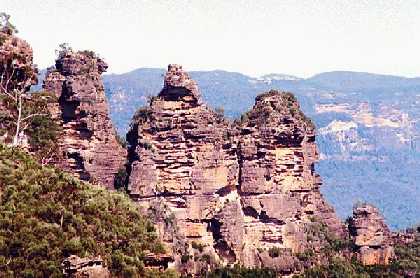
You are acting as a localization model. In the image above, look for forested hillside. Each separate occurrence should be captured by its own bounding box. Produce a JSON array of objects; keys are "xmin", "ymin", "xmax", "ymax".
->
[{"xmin": 0, "ymin": 144, "xmax": 176, "ymax": 277}]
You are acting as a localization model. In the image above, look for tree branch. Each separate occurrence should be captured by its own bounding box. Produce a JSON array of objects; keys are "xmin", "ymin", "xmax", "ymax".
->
[{"xmin": 21, "ymin": 113, "xmax": 48, "ymax": 122}]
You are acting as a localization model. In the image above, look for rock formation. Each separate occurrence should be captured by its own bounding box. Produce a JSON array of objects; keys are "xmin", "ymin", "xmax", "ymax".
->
[
  {"xmin": 127, "ymin": 64, "xmax": 240, "ymax": 274},
  {"xmin": 349, "ymin": 204, "xmax": 395, "ymax": 265},
  {"xmin": 127, "ymin": 65, "xmax": 345, "ymax": 275},
  {"xmin": 61, "ymin": 255, "xmax": 110, "ymax": 278},
  {"xmin": 235, "ymin": 90, "xmax": 345, "ymax": 269},
  {"xmin": 43, "ymin": 50, "xmax": 125, "ymax": 188}
]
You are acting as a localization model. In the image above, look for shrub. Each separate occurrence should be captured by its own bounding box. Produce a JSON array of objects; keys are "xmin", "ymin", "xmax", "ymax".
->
[
  {"xmin": 206, "ymin": 265, "xmax": 276, "ymax": 278},
  {"xmin": 0, "ymin": 144, "xmax": 168, "ymax": 277},
  {"xmin": 114, "ymin": 166, "xmax": 128, "ymax": 191},
  {"xmin": 268, "ymin": 246, "xmax": 281, "ymax": 258}
]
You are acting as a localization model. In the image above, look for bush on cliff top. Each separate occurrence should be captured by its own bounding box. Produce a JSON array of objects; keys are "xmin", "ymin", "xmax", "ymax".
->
[{"xmin": 0, "ymin": 144, "xmax": 170, "ymax": 277}]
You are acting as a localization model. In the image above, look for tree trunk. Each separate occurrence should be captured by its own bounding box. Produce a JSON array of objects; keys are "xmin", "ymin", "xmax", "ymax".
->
[{"xmin": 12, "ymin": 93, "xmax": 22, "ymax": 146}]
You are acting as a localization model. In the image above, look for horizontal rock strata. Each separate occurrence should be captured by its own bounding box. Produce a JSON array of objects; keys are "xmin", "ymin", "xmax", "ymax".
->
[
  {"xmin": 43, "ymin": 51, "xmax": 125, "ymax": 188},
  {"xmin": 349, "ymin": 204, "xmax": 395, "ymax": 265},
  {"xmin": 127, "ymin": 65, "xmax": 345, "ymax": 275}
]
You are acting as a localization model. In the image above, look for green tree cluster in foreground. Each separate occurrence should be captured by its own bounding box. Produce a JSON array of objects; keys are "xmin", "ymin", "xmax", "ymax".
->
[{"xmin": 0, "ymin": 144, "xmax": 177, "ymax": 277}]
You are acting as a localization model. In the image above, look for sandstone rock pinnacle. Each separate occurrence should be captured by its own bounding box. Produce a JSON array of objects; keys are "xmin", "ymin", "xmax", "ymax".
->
[
  {"xmin": 43, "ymin": 50, "xmax": 126, "ymax": 188},
  {"xmin": 126, "ymin": 65, "xmax": 345, "ymax": 275}
]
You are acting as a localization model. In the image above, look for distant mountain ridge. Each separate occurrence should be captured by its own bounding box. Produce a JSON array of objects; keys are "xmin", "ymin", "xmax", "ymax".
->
[{"xmin": 307, "ymin": 71, "xmax": 420, "ymax": 92}]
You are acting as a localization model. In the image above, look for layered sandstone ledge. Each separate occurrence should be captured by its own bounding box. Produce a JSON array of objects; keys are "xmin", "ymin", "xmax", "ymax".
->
[
  {"xmin": 349, "ymin": 204, "xmax": 395, "ymax": 265},
  {"xmin": 43, "ymin": 50, "xmax": 126, "ymax": 188},
  {"xmin": 126, "ymin": 64, "xmax": 346, "ymax": 275}
]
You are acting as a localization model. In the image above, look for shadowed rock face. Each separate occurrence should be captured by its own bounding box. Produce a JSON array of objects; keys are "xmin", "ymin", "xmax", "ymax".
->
[
  {"xmin": 61, "ymin": 255, "xmax": 110, "ymax": 278},
  {"xmin": 349, "ymin": 204, "xmax": 395, "ymax": 265},
  {"xmin": 43, "ymin": 51, "xmax": 126, "ymax": 188},
  {"xmin": 127, "ymin": 65, "xmax": 345, "ymax": 275}
]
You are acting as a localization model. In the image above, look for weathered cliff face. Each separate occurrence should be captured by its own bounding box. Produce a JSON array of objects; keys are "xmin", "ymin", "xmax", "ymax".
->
[
  {"xmin": 43, "ymin": 51, "xmax": 125, "ymax": 188},
  {"xmin": 127, "ymin": 65, "xmax": 345, "ymax": 275},
  {"xmin": 127, "ymin": 64, "xmax": 240, "ymax": 274},
  {"xmin": 349, "ymin": 204, "xmax": 395, "ymax": 265},
  {"xmin": 127, "ymin": 64, "xmax": 238, "ymax": 197},
  {"xmin": 234, "ymin": 91, "xmax": 345, "ymax": 269}
]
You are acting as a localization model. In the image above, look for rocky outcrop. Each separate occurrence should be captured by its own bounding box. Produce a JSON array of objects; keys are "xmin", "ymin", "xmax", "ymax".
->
[
  {"xmin": 43, "ymin": 50, "xmax": 125, "ymax": 188},
  {"xmin": 61, "ymin": 255, "xmax": 110, "ymax": 278},
  {"xmin": 349, "ymin": 204, "xmax": 395, "ymax": 265},
  {"xmin": 127, "ymin": 64, "xmax": 238, "ymax": 197},
  {"xmin": 234, "ymin": 91, "xmax": 345, "ymax": 269},
  {"xmin": 127, "ymin": 64, "xmax": 239, "ymax": 274},
  {"xmin": 127, "ymin": 65, "xmax": 345, "ymax": 275}
]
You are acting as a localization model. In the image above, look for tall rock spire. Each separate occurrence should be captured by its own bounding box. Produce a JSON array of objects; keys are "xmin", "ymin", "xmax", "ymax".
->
[
  {"xmin": 43, "ymin": 50, "xmax": 126, "ymax": 188},
  {"xmin": 127, "ymin": 65, "xmax": 345, "ymax": 275}
]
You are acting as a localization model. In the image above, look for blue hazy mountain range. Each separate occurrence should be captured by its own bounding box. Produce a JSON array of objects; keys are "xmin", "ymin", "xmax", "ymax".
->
[{"xmin": 36, "ymin": 69, "xmax": 420, "ymax": 230}]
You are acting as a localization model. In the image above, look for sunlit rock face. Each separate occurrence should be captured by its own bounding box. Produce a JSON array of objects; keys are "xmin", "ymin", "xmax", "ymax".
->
[
  {"xmin": 349, "ymin": 204, "xmax": 395, "ymax": 265},
  {"xmin": 43, "ymin": 51, "xmax": 126, "ymax": 188},
  {"xmin": 233, "ymin": 90, "xmax": 345, "ymax": 270},
  {"xmin": 127, "ymin": 64, "xmax": 239, "ymax": 197},
  {"xmin": 127, "ymin": 65, "xmax": 345, "ymax": 275}
]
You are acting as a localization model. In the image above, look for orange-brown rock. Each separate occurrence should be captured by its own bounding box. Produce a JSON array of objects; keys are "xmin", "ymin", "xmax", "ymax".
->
[
  {"xmin": 127, "ymin": 64, "xmax": 238, "ymax": 197},
  {"xmin": 233, "ymin": 91, "xmax": 345, "ymax": 270},
  {"xmin": 127, "ymin": 65, "xmax": 345, "ymax": 275},
  {"xmin": 127, "ymin": 64, "xmax": 239, "ymax": 274},
  {"xmin": 349, "ymin": 204, "xmax": 395, "ymax": 265},
  {"xmin": 43, "ymin": 50, "xmax": 126, "ymax": 188}
]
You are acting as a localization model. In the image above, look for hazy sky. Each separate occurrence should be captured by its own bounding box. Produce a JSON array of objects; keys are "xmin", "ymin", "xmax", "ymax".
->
[{"xmin": 2, "ymin": 0, "xmax": 420, "ymax": 77}]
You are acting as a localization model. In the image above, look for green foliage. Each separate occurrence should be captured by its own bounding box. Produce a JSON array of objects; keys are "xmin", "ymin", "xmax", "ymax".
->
[
  {"xmin": 294, "ymin": 258, "xmax": 369, "ymax": 278},
  {"xmin": 238, "ymin": 90, "xmax": 315, "ymax": 129},
  {"xmin": 116, "ymin": 132, "xmax": 128, "ymax": 148},
  {"xmin": 0, "ymin": 12, "xmax": 18, "ymax": 34},
  {"xmin": 56, "ymin": 43, "xmax": 72, "ymax": 58},
  {"xmin": 267, "ymin": 246, "xmax": 281, "ymax": 258},
  {"xmin": 1, "ymin": 91, "xmax": 61, "ymax": 161},
  {"xmin": 0, "ymin": 32, "xmax": 5, "ymax": 46},
  {"xmin": 132, "ymin": 107, "xmax": 152, "ymax": 124},
  {"xmin": 114, "ymin": 166, "xmax": 128, "ymax": 191},
  {"xmin": 296, "ymin": 230, "xmax": 420, "ymax": 277},
  {"xmin": 26, "ymin": 91, "xmax": 62, "ymax": 160},
  {"xmin": 180, "ymin": 254, "xmax": 190, "ymax": 264},
  {"xmin": 79, "ymin": 50, "xmax": 97, "ymax": 59},
  {"xmin": 0, "ymin": 144, "xmax": 168, "ymax": 277},
  {"xmin": 206, "ymin": 264, "xmax": 276, "ymax": 278},
  {"xmin": 191, "ymin": 241, "xmax": 204, "ymax": 253}
]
